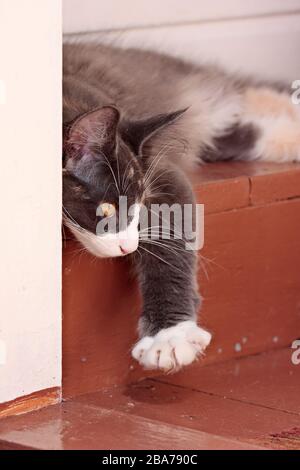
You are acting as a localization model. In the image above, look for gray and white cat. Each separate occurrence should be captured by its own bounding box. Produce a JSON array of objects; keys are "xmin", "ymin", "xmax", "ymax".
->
[{"xmin": 63, "ymin": 43, "xmax": 300, "ymax": 371}]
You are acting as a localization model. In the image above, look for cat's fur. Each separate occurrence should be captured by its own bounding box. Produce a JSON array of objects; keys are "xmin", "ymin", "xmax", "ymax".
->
[{"xmin": 63, "ymin": 43, "xmax": 300, "ymax": 371}]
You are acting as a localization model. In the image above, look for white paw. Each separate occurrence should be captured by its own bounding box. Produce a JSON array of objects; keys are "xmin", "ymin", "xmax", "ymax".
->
[{"xmin": 132, "ymin": 321, "xmax": 212, "ymax": 372}]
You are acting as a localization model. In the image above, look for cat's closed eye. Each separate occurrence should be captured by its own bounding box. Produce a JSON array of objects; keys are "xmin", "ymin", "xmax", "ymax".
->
[{"xmin": 97, "ymin": 202, "xmax": 116, "ymax": 218}]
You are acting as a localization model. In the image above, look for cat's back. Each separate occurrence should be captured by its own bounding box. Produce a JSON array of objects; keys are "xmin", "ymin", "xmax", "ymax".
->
[
  {"xmin": 63, "ymin": 42, "xmax": 200, "ymax": 121},
  {"xmin": 63, "ymin": 42, "xmax": 194, "ymax": 81}
]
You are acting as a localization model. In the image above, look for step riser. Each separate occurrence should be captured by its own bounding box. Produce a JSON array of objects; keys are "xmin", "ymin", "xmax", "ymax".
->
[{"xmin": 63, "ymin": 197, "xmax": 300, "ymax": 397}]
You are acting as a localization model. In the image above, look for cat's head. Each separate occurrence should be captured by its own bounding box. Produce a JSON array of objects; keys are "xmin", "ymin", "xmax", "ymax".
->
[{"xmin": 63, "ymin": 105, "xmax": 185, "ymax": 258}]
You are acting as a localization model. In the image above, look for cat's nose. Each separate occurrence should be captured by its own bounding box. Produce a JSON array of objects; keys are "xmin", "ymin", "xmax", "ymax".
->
[
  {"xmin": 119, "ymin": 238, "xmax": 138, "ymax": 255},
  {"xmin": 120, "ymin": 246, "xmax": 129, "ymax": 255}
]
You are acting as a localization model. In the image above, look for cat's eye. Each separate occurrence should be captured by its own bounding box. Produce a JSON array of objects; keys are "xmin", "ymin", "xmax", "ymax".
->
[{"xmin": 97, "ymin": 202, "xmax": 116, "ymax": 218}]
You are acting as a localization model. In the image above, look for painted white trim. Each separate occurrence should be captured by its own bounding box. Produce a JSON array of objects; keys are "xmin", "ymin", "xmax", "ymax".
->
[{"xmin": 0, "ymin": 0, "xmax": 62, "ymax": 403}]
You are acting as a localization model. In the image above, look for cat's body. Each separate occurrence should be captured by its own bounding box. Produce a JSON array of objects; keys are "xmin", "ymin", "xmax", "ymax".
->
[{"xmin": 63, "ymin": 43, "xmax": 300, "ymax": 371}]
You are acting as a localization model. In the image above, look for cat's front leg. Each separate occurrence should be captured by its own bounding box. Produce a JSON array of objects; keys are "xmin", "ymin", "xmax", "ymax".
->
[{"xmin": 132, "ymin": 239, "xmax": 212, "ymax": 371}]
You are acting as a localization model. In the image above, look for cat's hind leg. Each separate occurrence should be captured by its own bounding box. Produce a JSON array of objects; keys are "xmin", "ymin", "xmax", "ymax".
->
[
  {"xmin": 199, "ymin": 86, "xmax": 300, "ymax": 164},
  {"xmin": 242, "ymin": 87, "xmax": 300, "ymax": 163}
]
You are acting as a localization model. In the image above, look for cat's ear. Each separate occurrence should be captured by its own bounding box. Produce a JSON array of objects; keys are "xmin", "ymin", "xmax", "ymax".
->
[
  {"xmin": 64, "ymin": 106, "xmax": 120, "ymax": 159},
  {"xmin": 121, "ymin": 108, "xmax": 188, "ymax": 156}
]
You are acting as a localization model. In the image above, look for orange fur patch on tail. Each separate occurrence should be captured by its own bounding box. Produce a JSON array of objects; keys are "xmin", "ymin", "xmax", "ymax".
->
[
  {"xmin": 242, "ymin": 88, "xmax": 300, "ymax": 162},
  {"xmin": 244, "ymin": 88, "xmax": 298, "ymax": 120}
]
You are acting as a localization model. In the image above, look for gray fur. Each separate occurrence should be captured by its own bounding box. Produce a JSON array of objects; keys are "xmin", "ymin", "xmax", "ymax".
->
[{"xmin": 63, "ymin": 42, "xmax": 290, "ymax": 341}]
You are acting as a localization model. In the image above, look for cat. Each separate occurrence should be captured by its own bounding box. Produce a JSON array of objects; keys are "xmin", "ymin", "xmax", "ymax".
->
[{"xmin": 63, "ymin": 42, "xmax": 300, "ymax": 371}]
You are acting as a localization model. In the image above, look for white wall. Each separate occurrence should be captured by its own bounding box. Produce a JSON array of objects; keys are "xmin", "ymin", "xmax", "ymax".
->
[
  {"xmin": 63, "ymin": 0, "xmax": 300, "ymax": 32},
  {"xmin": 0, "ymin": 1, "xmax": 62, "ymax": 403},
  {"xmin": 63, "ymin": 0, "xmax": 300, "ymax": 81}
]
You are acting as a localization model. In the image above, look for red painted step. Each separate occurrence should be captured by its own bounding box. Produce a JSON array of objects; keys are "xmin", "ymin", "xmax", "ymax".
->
[
  {"xmin": 0, "ymin": 348, "xmax": 298, "ymax": 450},
  {"xmin": 63, "ymin": 162, "xmax": 300, "ymax": 397}
]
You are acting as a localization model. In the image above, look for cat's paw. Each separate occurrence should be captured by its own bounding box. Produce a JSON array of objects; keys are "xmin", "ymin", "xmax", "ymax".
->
[{"xmin": 132, "ymin": 321, "xmax": 212, "ymax": 372}]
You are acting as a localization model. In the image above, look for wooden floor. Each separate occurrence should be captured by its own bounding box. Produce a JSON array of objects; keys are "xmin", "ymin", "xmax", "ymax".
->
[{"xmin": 0, "ymin": 348, "xmax": 299, "ymax": 450}]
